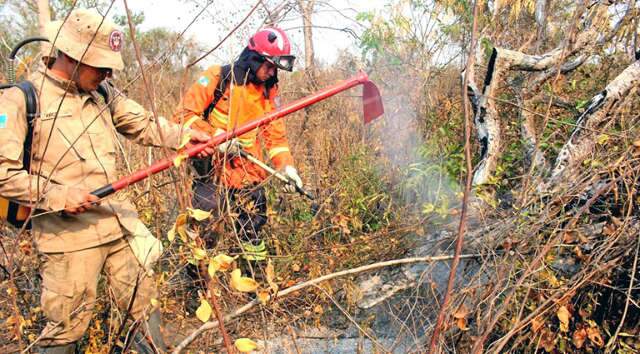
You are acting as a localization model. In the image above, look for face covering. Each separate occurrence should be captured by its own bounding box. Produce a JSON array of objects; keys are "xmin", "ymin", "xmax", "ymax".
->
[{"xmin": 231, "ymin": 47, "xmax": 278, "ymax": 97}]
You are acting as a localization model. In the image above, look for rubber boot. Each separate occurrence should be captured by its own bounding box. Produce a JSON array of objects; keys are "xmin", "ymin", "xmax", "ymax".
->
[
  {"xmin": 39, "ymin": 343, "xmax": 76, "ymax": 354},
  {"xmin": 131, "ymin": 310, "xmax": 168, "ymax": 353}
]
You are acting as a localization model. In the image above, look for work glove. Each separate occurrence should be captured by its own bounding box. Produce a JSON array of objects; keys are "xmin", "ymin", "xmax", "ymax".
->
[
  {"xmin": 282, "ymin": 165, "xmax": 303, "ymax": 193},
  {"xmin": 217, "ymin": 138, "xmax": 242, "ymax": 157}
]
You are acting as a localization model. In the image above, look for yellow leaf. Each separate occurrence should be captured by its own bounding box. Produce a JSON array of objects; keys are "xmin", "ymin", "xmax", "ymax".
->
[
  {"xmin": 596, "ymin": 134, "xmax": 609, "ymax": 145},
  {"xmin": 195, "ymin": 299, "xmax": 212, "ymax": 323},
  {"xmin": 193, "ymin": 248, "xmax": 207, "ymax": 260},
  {"xmin": 178, "ymin": 226, "xmax": 189, "ymax": 242},
  {"xmin": 257, "ymin": 290, "xmax": 270, "ymax": 305},
  {"xmin": 230, "ymin": 269, "xmax": 259, "ymax": 292},
  {"xmin": 234, "ymin": 338, "xmax": 258, "ymax": 353},
  {"xmin": 173, "ymin": 153, "xmax": 188, "ymax": 167},
  {"xmin": 150, "ymin": 298, "xmax": 160, "ymax": 308},
  {"xmin": 557, "ymin": 305, "xmax": 571, "ymax": 332},
  {"xmin": 208, "ymin": 259, "xmax": 219, "ymax": 277},
  {"xmin": 265, "ymin": 260, "xmax": 278, "ymax": 292},
  {"xmin": 213, "ymin": 254, "xmax": 235, "ymax": 271},
  {"xmin": 167, "ymin": 226, "xmax": 176, "ymax": 241},
  {"xmin": 187, "ymin": 208, "xmax": 212, "ymax": 221}
]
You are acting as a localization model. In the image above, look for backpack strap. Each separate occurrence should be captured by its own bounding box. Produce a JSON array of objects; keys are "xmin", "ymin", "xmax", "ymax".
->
[
  {"xmin": 96, "ymin": 81, "xmax": 111, "ymax": 105},
  {"xmin": 14, "ymin": 81, "xmax": 38, "ymax": 172},
  {"xmin": 191, "ymin": 65, "xmax": 232, "ymax": 183},
  {"xmin": 202, "ymin": 64, "xmax": 232, "ymax": 120}
]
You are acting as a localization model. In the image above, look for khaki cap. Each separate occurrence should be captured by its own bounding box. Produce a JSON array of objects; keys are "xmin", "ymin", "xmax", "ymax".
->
[{"xmin": 45, "ymin": 8, "xmax": 125, "ymax": 70}]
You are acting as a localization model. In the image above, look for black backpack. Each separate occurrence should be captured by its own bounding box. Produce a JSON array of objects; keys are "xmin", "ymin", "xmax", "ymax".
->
[{"xmin": 0, "ymin": 81, "xmax": 109, "ymax": 229}]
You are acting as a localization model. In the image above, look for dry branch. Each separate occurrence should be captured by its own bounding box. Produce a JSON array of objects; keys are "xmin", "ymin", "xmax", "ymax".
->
[
  {"xmin": 172, "ymin": 254, "xmax": 481, "ymax": 352},
  {"xmin": 549, "ymin": 59, "xmax": 640, "ymax": 183}
]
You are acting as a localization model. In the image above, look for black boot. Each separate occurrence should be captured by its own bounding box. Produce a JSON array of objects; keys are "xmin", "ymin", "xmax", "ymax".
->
[{"xmin": 131, "ymin": 310, "xmax": 168, "ymax": 353}]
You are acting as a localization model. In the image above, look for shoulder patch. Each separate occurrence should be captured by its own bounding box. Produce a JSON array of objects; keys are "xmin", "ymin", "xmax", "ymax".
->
[
  {"xmin": 0, "ymin": 113, "xmax": 7, "ymax": 129},
  {"xmin": 198, "ymin": 76, "xmax": 210, "ymax": 87}
]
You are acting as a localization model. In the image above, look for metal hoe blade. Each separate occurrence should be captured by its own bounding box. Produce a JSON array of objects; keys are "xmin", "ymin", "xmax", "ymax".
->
[{"xmin": 362, "ymin": 80, "xmax": 384, "ymax": 124}]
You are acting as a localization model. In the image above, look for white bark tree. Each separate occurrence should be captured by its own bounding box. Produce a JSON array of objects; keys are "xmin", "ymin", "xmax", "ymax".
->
[{"xmin": 468, "ymin": 2, "xmax": 636, "ymax": 188}]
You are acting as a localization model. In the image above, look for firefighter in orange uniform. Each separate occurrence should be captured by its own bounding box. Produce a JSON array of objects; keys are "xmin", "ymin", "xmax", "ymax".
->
[{"xmin": 173, "ymin": 27, "xmax": 302, "ymax": 274}]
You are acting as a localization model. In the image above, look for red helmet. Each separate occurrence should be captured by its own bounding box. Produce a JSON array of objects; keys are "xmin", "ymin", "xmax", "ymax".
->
[{"xmin": 248, "ymin": 27, "xmax": 295, "ymax": 71}]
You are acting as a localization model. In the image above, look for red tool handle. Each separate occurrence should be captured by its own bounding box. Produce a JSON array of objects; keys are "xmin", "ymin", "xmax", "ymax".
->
[{"xmin": 91, "ymin": 70, "xmax": 373, "ymax": 198}]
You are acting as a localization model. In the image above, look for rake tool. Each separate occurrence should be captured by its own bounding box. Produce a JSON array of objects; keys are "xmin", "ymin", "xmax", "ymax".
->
[{"xmin": 90, "ymin": 70, "xmax": 384, "ymax": 198}]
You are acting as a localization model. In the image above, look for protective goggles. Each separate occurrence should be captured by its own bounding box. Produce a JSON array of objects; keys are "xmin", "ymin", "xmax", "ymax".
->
[{"xmin": 265, "ymin": 55, "xmax": 296, "ymax": 71}]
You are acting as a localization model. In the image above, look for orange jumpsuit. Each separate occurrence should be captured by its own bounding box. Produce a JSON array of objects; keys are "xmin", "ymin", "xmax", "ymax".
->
[{"xmin": 173, "ymin": 65, "xmax": 294, "ymax": 189}]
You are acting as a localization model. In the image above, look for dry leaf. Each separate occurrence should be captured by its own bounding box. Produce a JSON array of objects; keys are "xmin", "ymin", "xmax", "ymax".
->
[
  {"xmin": 453, "ymin": 303, "xmax": 470, "ymax": 319},
  {"xmin": 230, "ymin": 269, "xmax": 259, "ymax": 292},
  {"xmin": 208, "ymin": 259, "xmax": 219, "ymax": 278},
  {"xmin": 265, "ymin": 260, "xmax": 278, "ymax": 292},
  {"xmin": 563, "ymin": 231, "xmax": 576, "ymax": 243},
  {"xmin": 213, "ymin": 254, "xmax": 235, "ymax": 271},
  {"xmin": 557, "ymin": 305, "xmax": 571, "ymax": 332},
  {"xmin": 234, "ymin": 338, "xmax": 258, "ymax": 353},
  {"xmin": 150, "ymin": 298, "xmax": 160, "ymax": 309},
  {"xmin": 257, "ymin": 290, "xmax": 270, "ymax": 305},
  {"xmin": 167, "ymin": 226, "xmax": 176, "ymax": 242},
  {"xmin": 572, "ymin": 328, "xmax": 587, "ymax": 349},
  {"xmin": 633, "ymin": 140, "xmax": 640, "ymax": 147},
  {"xmin": 453, "ymin": 303, "xmax": 470, "ymax": 331},
  {"xmin": 531, "ymin": 316, "xmax": 545, "ymax": 333},
  {"xmin": 193, "ymin": 248, "xmax": 207, "ymax": 260},
  {"xmin": 167, "ymin": 213, "xmax": 187, "ymax": 241},
  {"xmin": 540, "ymin": 328, "xmax": 556, "ymax": 352},
  {"xmin": 587, "ymin": 326, "xmax": 604, "ymax": 347},
  {"xmin": 208, "ymin": 254, "xmax": 235, "ymax": 277},
  {"xmin": 173, "ymin": 153, "xmax": 188, "ymax": 167},
  {"xmin": 195, "ymin": 299, "xmax": 212, "ymax": 323},
  {"xmin": 313, "ymin": 304, "xmax": 324, "ymax": 315},
  {"xmin": 187, "ymin": 208, "xmax": 212, "ymax": 221},
  {"xmin": 603, "ymin": 223, "xmax": 617, "ymax": 236}
]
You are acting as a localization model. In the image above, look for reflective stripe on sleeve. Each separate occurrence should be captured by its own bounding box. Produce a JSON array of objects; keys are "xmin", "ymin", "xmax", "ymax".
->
[
  {"xmin": 268, "ymin": 146, "xmax": 290, "ymax": 159},
  {"xmin": 211, "ymin": 108, "xmax": 228, "ymax": 125}
]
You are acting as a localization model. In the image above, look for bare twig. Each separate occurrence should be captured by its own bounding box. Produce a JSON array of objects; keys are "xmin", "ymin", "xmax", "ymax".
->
[{"xmin": 188, "ymin": 0, "xmax": 263, "ymax": 68}]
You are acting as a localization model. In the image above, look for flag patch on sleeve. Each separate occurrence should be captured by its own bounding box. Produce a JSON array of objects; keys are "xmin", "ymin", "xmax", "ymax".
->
[
  {"xmin": 0, "ymin": 114, "xmax": 7, "ymax": 129},
  {"xmin": 198, "ymin": 76, "xmax": 210, "ymax": 87}
]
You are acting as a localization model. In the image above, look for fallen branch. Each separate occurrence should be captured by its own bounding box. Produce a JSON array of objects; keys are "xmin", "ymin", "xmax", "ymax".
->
[{"xmin": 172, "ymin": 254, "xmax": 481, "ymax": 352}]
